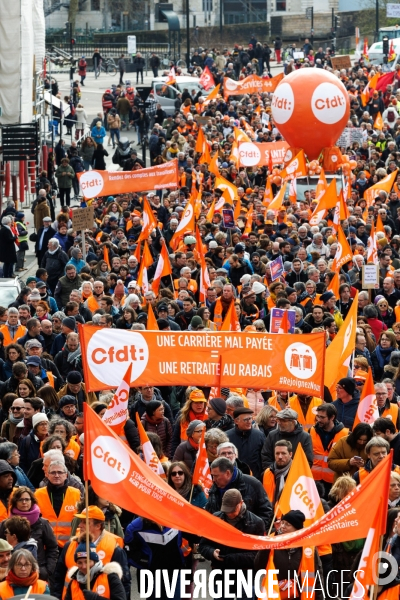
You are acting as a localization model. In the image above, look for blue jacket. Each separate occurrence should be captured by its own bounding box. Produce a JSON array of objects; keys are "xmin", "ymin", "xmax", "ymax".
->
[
  {"xmin": 19, "ymin": 431, "xmax": 41, "ymax": 473},
  {"xmin": 13, "ymin": 465, "xmax": 35, "ymax": 491},
  {"xmin": 66, "ymin": 257, "xmax": 86, "ymax": 274},
  {"xmin": 91, "ymin": 125, "xmax": 106, "ymax": 144},
  {"xmin": 332, "ymin": 389, "xmax": 361, "ymax": 430},
  {"xmin": 124, "ymin": 518, "xmax": 185, "ymax": 570}
]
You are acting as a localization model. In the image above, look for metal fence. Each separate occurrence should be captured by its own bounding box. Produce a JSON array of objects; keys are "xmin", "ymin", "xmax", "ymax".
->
[{"xmin": 45, "ymin": 41, "xmax": 171, "ymax": 59}]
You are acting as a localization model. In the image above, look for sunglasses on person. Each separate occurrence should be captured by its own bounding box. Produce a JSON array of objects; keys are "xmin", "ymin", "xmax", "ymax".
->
[
  {"xmin": 10, "ymin": 407, "xmax": 23, "ymax": 412},
  {"xmin": 171, "ymin": 470, "xmax": 184, "ymax": 476}
]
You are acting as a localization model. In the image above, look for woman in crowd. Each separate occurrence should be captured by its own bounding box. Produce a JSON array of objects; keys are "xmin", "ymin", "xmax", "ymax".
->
[
  {"xmin": 48, "ymin": 417, "xmax": 80, "ymax": 459},
  {"xmin": 328, "ymin": 423, "xmax": 373, "ymax": 480},
  {"xmin": 255, "ymin": 405, "xmax": 278, "ymax": 438},
  {"xmin": 168, "ymin": 461, "xmax": 207, "ymax": 508},
  {"xmin": 173, "ymin": 420, "xmax": 205, "ymax": 470},
  {"xmin": 0, "ymin": 549, "xmax": 50, "ymax": 597},
  {"xmin": 171, "ymin": 388, "xmax": 208, "ymax": 456},
  {"xmin": 0, "ymin": 344, "xmax": 25, "ymax": 381},
  {"xmin": 371, "ymin": 331, "xmax": 398, "ymax": 381},
  {"xmin": 0, "ymin": 442, "xmax": 34, "ymax": 490},
  {"xmin": 140, "ymin": 400, "xmax": 173, "ymax": 458},
  {"xmin": 19, "ymin": 414, "xmax": 49, "ymax": 473}
]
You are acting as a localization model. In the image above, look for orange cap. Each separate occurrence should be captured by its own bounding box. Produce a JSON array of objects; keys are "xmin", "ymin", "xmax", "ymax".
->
[{"xmin": 75, "ymin": 506, "xmax": 105, "ymax": 521}]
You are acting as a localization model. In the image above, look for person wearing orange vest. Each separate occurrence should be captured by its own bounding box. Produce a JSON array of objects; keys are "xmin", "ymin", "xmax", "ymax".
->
[
  {"xmin": 209, "ymin": 284, "xmax": 236, "ymax": 330},
  {"xmin": 262, "ymin": 440, "xmax": 292, "ymax": 508},
  {"xmin": 0, "ymin": 461, "xmax": 16, "ymax": 523},
  {"xmin": 353, "ymin": 436, "xmax": 400, "ymax": 484},
  {"xmin": 64, "ymin": 535, "xmax": 126, "ymax": 600},
  {"xmin": 289, "ymin": 395, "xmax": 323, "ymax": 431},
  {"xmin": 254, "ymin": 510, "xmax": 323, "ymax": 599},
  {"xmin": 375, "ymin": 382, "xmax": 400, "ymax": 431},
  {"xmin": 0, "ymin": 548, "xmax": 49, "ymax": 598},
  {"xmin": 35, "ymin": 460, "xmax": 81, "ymax": 548},
  {"xmin": 25, "ymin": 338, "xmax": 62, "ymax": 391},
  {"xmin": 0, "ymin": 308, "xmax": 27, "ymax": 347},
  {"xmin": 309, "ymin": 403, "xmax": 349, "ymax": 496},
  {"xmin": 53, "ymin": 505, "xmax": 130, "ymax": 600}
]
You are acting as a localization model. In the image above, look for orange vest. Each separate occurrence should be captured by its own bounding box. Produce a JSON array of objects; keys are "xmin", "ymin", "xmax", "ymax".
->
[
  {"xmin": 214, "ymin": 298, "xmax": 224, "ymax": 330},
  {"xmin": 65, "ymin": 437, "xmax": 81, "ymax": 460},
  {"xmin": 0, "ymin": 488, "xmax": 16, "ymax": 522},
  {"xmin": 359, "ymin": 464, "xmax": 400, "ymax": 482},
  {"xmin": 310, "ymin": 426, "xmax": 349, "ymax": 483},
  {"xmin": 381, "ymin": 403, "xmax": 399, "ymax": 430},
  {"xmin": 0, "ymin": 579, "xmax": 47, "ymax": 598},
  {"xmin": 262, "ymin": 468, "xmax": 281, "ymax": 511},
  {"xmin": 46, "ymin": 370, "xmax": 55, "ymax": 388},
  {"xmin": 395, "ymin": 306, "xmax": 400, "ymax": 323},
  {"xmin": 0, "ymin": 324, "xmax": 26, "ymax": 346},
  {"xmin": 35, "ymin": 486, "xmax": 81, "ymax": 547},
  {"xmin": 174, "ymin": 278, "xmax": 198, "ymax": 293},
  {"xmin": 270, "ymin": 547, "xmax": 316, "ymax": 600},
  {"xmin": 68, "ymin": 574, "xmax": 110, "ymax": 600},
  {"xmin": 289, "ymin": 397, "xmax": 322, "ymax": 431}
]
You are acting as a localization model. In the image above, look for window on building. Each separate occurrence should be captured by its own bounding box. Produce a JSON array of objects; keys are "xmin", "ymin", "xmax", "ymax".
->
[
  {"xmin": 276, "ymin": 0, "xmax": 286, "ymax": 10},
  {"xmin": 91, "ymin": 0, "xmax": 100, "ymax": 10},
  {"xmin": 202, "ymin": 0, "xmax": 213, "ymax": 11}
]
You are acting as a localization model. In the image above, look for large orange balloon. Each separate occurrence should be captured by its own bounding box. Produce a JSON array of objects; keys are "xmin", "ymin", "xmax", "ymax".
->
[{"xmin": 271, "ymin": 70, "xmax": 350, "ymax": 160}]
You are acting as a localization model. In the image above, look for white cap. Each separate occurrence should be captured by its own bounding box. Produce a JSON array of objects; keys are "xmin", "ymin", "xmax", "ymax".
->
[{"xmin": 252, "ymin": 282, "xmax": 266, "ymax": 294}]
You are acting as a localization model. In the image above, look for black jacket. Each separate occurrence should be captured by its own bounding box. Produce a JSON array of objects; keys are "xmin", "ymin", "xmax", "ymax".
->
[
  {"xmin": 226, "ymin": 426, "xmax": 266, "ymax": 480},
  {"xmin": 198, "ymin": 508, "xmax": 265, "ymax": 573},
  {"xmin": 130, "ymin": 391, "xmax": 173, "ymax": 424},
  {"xmin": 41, "ymin": 247, "xmax": 69, "ymax": 281},
  {"xmin": 0, "ymin": 516, "xmax": 58, "ymax": 584},
  {"xmin": 205, "ymin": 467, "xmax": 273, "ymax": 530},
  {"xmin": 261, "ymin": 422, "xmax": 313, "ymax": 473},
  {"xmin": 0, "ymin": 226, "xmax": 17, "ymax": 263},
  {"xmin": 124, "ymin": 418, "xmax": 140, "ymax": 453}
]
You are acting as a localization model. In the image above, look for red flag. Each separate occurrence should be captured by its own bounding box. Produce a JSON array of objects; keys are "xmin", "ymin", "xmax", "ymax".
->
[
  {"xmin": 199, "ymin": 66, "xmax": 215, "ymax": 91},
  {"xmin": 375, "ymin": 71, "xmax": 395, "ymax": 92}
]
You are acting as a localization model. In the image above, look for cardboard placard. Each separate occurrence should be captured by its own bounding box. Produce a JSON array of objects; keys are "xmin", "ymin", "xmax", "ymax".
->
[
  {"xmin": 336, "ymin": 127, "xmax": 364, "ymax": 148},
  {"xmin": 72, "ymin": 206, "xmax": 94, "ymax": 232},
  {"xmin": 331, "ymin": 55, "xmax": 352, "ymax": 70},
  {"xmin": 270, "ymin": 255, "xmax": 284, "ymax": 281},
  {"xmin": 362, "ymin": 264, "xmax": 379, "ymax": 289}
]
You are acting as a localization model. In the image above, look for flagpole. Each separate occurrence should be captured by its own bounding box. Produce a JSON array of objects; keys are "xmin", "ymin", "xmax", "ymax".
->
[
  {"xmin": 85, "ymin": 479, "xmax": 91, "ymax": 590},
  {"xmin": 267, "ymin": 503, "xmax": 280, "ymax": 536},
  {"xmin": 189, "ymin": 484, "xmax": 194, "ymax": 504}
]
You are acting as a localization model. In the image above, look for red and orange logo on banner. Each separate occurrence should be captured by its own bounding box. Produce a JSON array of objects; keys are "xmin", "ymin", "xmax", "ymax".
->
[
  {"xmin": 238, "ymin": 141, "xmax": 290, "ymax": 168},
  {"xmin": 77, "ymin": 160, "xmax": 179, "ymax": 199},
  {"xmin": 78, "ymin": 326, "xmax": 326, "ymax": 396}
]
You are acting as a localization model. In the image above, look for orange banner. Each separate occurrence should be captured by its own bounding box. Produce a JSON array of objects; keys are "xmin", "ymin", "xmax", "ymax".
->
[
  {"xmin": 224, "ymin": 72, "xmax": 284, "ymax": 97},
  {"xmin": 84, "ymin": 404, "xmax": 392, "ymax": 550},
  {"xmin": 77, "ymin": 160, "xmax": 179, "ymax": 199},
  {"xmin": 79, "ymin": 326, "xmax": 326, "ymax": 396},
  {"xmin": 238, "ymin": 141, "xmax": 290, "ymax": 168}
]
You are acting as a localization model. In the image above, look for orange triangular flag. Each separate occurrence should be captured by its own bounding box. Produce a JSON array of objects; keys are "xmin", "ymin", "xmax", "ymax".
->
[
  {"xmin": 147, "ymin": 303, "xmax": 159, "ymax": 330},
  {"xmin": 364, "ymin": 169, "xmax": 398, "ymax": 206},
  {"xmin": 137, "ymin": 262, "xmax": 149, "ymax": 293},
  {"xmin": 142, "ymin": 196, "xmax": 158, "ymax": 238},
  {"xmin": 234, "ymin": 126, "xmax": 251, "ymax": 143},
  {"xmin": 258, "ymin": 552, "xmax": 281, "ymax": 600},
  {"xmin": 102, "ymin": 364, "xmax": 132, "ymax": 438},
  {"xmin": 169, "ymin": 196, "xmax": 196, "ymax": 250},
  {"xmin": 142, "ymin": 240, "xmax": 153, "ymax": 268},
  {"xmin": 209, "ymin": 152, "xmax": 220, "ymax": 176},
  {"xmin": 327, "ymin": 272, "xmax": 340, "ymax": 298},
  {"xmin": 331, "ymin": 226, "xmax": 353, "ymax": 271},
  {"xmin": 214, "ymin": 175, "xmax": 238, "ymax": 202},
  {"xmin": 263, "ymin": 178, "xmax": 274, "ymax": 207},
  {"xmin": 374, "ymin": 112, "xmax": 384, "ymax": 130},
  {"xmin": 325, "ymin": 292, "xmax": 358, "ymax": 396},
  {"xmin": 222, "ymin": 187, "xmax": 233, "ymax": 206},
  {"xmin": 244, "ymin": 203, "xmax": 254, "ymax": 234},
  {"xmin": 280, "ymin": 149, "xmax": 308, "ymax": 180},
  {"xmin": 221, "ymin": 301, "xmax": 241, "ymax": 332},
  {"xmin": 367, "ymin": 222, "xmax": 377, "ymax": 264},
  {"xmin": 206, "ymin": 198, "xmax": 216, "ymax": 222},
  {"xmin": 152, "ymin": 242, "xmax": 172, "ymax": 296},
  {"xmin": 135, "ymin": 414, "xmax": 166, "ymax": 477},
  {"xmin": 268, "ymin": 181, "xmax": 288, "ymax": 211},
  {"xmin": 103, "ymin": 245, "xmax": 111, "ymax": 269},
  {"xmin": 353, "ymin": 368, "xmax": 378, "ymax": 428},
  {"xmin": 376, "ymin": 212, "xmax": 385, "ymax": 233},
  {"xmin": 278, "ymin": 310, "xmax": 289, "ymax": 333},
  {"xmin": 192, "ymin": 428, "xmax": 212, "ymax": 496},
  {"xmin": 202, "ymin": 83, "xmax": 221, "ymax": 107},
  {"xmin": 233, "ymin": 197, "xmax": 241, "ymax": 221},
  {"xmin": 229, "ymin": 140, "xmax": 239, "ymax": 167}
]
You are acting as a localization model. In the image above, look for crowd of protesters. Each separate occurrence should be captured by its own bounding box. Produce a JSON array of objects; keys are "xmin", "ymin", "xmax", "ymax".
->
[{"xmin": 2, "ymin": 38, "xmax": 400, "ymax": 599}]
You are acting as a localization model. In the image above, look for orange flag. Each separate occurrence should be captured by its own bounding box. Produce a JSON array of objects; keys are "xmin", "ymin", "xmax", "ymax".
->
[
  {"xmin": 258, "ymin": 552, "xmax": 281, "ymax": 600},
  {"xmin": 137, "ymin": 262, "xmax": 149, "ymax": 293},
  {"xmin": 353, "ymin": 368, "xmax": 378, "ymax": 428},
  {"xmin": 331, "ymin": 226, "xmax": 353, "ymax": 272},
  {"xmin": 360, "ymin": 72, "xmax": 379, "ymax": 105},
  {"xmin": 278, "ymin": 445, "xmax": 325, "ymax": 527},
  {"xmin": 244, "ymin": 203, "xmax": 254, "ymax": 234},
  {"xmin": 192, "ymin": 428, "xmax": 212, "ymax": 497},
  {"xmin": 147, "ymin": 303, "xmax": 159, "ymax": 331},
  {"xmin": 332, "ymin": 189, "xmax": 349, "ymax": 233},
  {"xmin": 309, "ymin": 171, "xmax": 329, "ymax": 225},
  {"xmin": 169, "ymin": 196, "xmax": 196, "ymax": 250},
  {"xmin": 202, "ymin": 83, "xmax": 221, "ymax": 107},
  {"xmin": 327, "ymin": 272, "xmax": 340, "ymax": 298},
  {"xmin": 142, "ymin": 196, "xmax": 158, "ymax": 238},
  {"xmin": 364, "ymin": 168, "xmax": 398, "ymax": 206},
  {"xmin": 221, "ymin": 301, "xmax": 241, "ymax": 332},
  {"xmin": 348, "ymin": 501, "xmax": 383, "ymax": 600},
  {"xmin": 209, "ymin": 152, "xmax": 220, "ymax": 177},
  {"xmin": 195, "ymin": 226, "xmax": 210, "ymax": 304},
  {"xmin": 206, "ymin": 198, "xmax": 216, "ymax": 222},
  {"xmin": 102, "ymin": 364, "xmax": 132, "ymax": 439},
  {"xmin": 214, "ymin": 175, "xmax": 238, "ymax": 203},
  {"xmin": 376, "ymin": 212, "xmax": 385, "ymax": 233},
  {"xmin": 325, "ymin": 292, "xmax": 358, "ymax": 396},
  {"xmin": 229, "ymin": 140, "xmax": 239, "ymax": 166},
  {"xmin": 142, "ymin": 240, "xmax": 153, "ymax": 268},
  {"xmin": 374, "ymin": 112, "xmax": 384, "ymax": 130},
  {"xmin": 135, "ymin": 414, "xmax": 166, "ymax": 477},
  {"xmin": 280, "ymin": 149, "xmax": 308, "ymax": 180},
  {"xmin": 367, "ymin": 221, "xmax": 377, "ymax": 264},
  {"xmin": 234, "ymin": 126, "xmax": 251, "ymax": 143},
  {"xmin": 233, "ymin": 196, "xmax": 241, "ymax": 221},
  {"xmin": 278, "ymin": 310, "xmax": 289, "ymax": 333},
  {"xmin": 103, "ymin": 245, "xmax": 111, "ymax": 269},
  {"xmin": 268, "ymin": 181, "xmax": 288, "ymax": 211},
  {"xmin": 152, "ymin": 243, "xmax": 172, "ymax": 296},
  {"xmin": 84, "ymin": 402, "xmax": 393, "ymax": 551},
  {"xmin": 263, "ymin": 178, "xmax": 274, "ymax": 207}
]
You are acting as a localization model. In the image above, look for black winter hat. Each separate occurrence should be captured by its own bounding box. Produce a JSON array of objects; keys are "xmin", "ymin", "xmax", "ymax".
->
[
  {"xmin": 281, "ymin": 510, "xmax": 305, "ymax": 530},
  {"xmin": 337, "ymin": 377, "xmax": 356, "ymax": 396},
  {"xmin": 209, "ymin": 397, "xmax": 227, "ymax": 416}
]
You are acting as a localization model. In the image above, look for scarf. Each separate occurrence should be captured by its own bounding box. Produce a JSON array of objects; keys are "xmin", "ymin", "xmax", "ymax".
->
[
  {"xmin": 11, "ymin": 504, "xmax": 40, "ymax": 525},
  {"xmin": 6, "ymin": 570, "xmax": 38, "ymax": 587},
  {"xmin": 48, "ymin": 247, "xmax": 59, "ymax": 255},
  {"xmin": 274, "ymin": 460, "xmax": 292, "ymax": 499},
  {"xmin": 225, "ymin": 502, "xmax": 247, "ymax": 526},
  {"xmin": 188, "ymin": 437, "xmax": 199, "ymax": 451},
  {"xmin": 374, "ymin": 345, "xmax": 394, "ymax": 369},
  {"xmin": 76, "ymin": 560, "xmax": 103, "ymax": 585},
  {"xmin": 189, "ymin": 409, "xmax": 206, "ymax": 422},
  {"xmin": 8, "ymin": 414, "xmax": 23, "ymax": 425},
  {"xmin": 67, "ymin": 347, "xmax": 81, "ymax": 364}
]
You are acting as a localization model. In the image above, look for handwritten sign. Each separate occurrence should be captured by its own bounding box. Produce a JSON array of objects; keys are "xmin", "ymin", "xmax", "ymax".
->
[
  {"xmin": 362, "ymin": 264, "xmax": 379, "ymax": 289},
  {"xmin": 72, "ymin": 206, "xmax": 94, "ymax": 232},
  {"xmin": 331, "ymin": 55, "xmax": 352, "ymax": 70}
]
